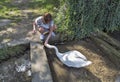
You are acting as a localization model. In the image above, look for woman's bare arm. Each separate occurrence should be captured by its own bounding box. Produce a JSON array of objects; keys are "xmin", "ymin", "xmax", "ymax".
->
[{"xmin": 44, "ymin": 27, "xmax": 53, "ymax": 45}]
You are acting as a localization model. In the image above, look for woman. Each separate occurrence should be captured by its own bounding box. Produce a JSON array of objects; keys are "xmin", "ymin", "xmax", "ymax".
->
[{"xmin": 32, "ymin": 13, "xmax": 57, "ymax": 44}]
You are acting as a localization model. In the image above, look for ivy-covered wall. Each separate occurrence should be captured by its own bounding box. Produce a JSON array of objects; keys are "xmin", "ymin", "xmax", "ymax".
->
[{"xmin": 56, "ymin": 0, "xmax": 120, "ymax": 41}]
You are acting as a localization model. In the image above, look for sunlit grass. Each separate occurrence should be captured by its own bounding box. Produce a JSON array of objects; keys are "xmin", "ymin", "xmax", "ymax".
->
[
  {"xmin": 0, "ymin": 0, "xmax": 59, "ymax": 20},
  {"xmin": 0, "ymin": 0, "xmax": 22, "ymax": 22}
]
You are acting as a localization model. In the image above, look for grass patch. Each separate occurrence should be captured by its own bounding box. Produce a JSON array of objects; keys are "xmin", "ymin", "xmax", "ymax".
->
[
  {"xmin": 0, "ymin": 43, "xmax": 30, "ymax": 63},
  {"xmin": 0, "ymin": 0, "xmax": 21, "ymax": 20},
  {"xmin": 0, "ymin": 0, "xmax": 60, "ymax": 23}
]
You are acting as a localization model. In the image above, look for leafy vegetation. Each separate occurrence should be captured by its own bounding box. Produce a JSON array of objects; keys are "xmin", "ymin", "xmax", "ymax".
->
[{"xmin": 56, "ymin": 0, "xmax": 120, "ymax": 41}]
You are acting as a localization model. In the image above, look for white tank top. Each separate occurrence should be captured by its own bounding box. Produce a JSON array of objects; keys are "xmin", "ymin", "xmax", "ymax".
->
[{"xmin": 35, "ymin": 16, "xmax": 54, "ymax": 29}]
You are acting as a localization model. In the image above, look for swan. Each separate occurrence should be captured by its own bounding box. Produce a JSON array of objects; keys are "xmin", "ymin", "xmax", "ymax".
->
[{"xmin": 45, "ymin": 44, "xmax": 92, "ymax": 68}]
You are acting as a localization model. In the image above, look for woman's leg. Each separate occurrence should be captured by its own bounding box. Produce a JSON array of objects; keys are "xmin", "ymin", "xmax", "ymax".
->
[
  {"xmin": 38, "ymin": 27, "xmax": 45, "ymax": 40},
  {"xmin": 38, "ymin": 27, "xmax": 45, "ymax": 34}
]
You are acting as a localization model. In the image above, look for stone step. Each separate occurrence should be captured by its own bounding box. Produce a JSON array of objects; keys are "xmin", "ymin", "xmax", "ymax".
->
[{"xmin": 30, "ymin": 42, "xmax": 53, "ymax": 82}]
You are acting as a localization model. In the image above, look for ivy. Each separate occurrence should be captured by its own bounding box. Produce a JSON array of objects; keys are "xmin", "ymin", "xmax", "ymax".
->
[{"xmin": 56, "ymin": 0, "xmax": 120, "ymax": 41}]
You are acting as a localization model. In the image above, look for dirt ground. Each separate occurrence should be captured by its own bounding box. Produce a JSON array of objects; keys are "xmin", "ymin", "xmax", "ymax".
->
[{"xmin": 45, "ymin": 36, "xmax": 120, "ymax": 82}]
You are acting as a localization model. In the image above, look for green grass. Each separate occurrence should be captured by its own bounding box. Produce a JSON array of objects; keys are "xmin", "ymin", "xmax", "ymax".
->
[
  {"xmin": 0, "ymin": 43, "xmax": 29, "ymax": 62},
  {"xmin": 0, "ymin": 0, "xmax": 60, "ymax": 21},
  {"xmin": 0, "ymin": 0, "xmax": 20, "ymax": 19}
]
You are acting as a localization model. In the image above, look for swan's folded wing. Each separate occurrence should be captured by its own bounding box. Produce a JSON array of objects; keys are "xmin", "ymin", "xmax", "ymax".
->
[
  {"xmin": 72, "ymin": 50, "xmax": 87, "ymax": 60},
  {"xmin": 61, "ymin": 53, "xmax": 91, "ymax": 68}
]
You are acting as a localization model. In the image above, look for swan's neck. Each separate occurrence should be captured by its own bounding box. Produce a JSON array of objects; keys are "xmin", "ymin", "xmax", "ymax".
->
[
  {"xmin": 53, "ymin": 46, "xmax": 59, "ymax": 55},
  {"xmin": 45, "ymin": 44, "xmax": 62, "ymax": 55}
]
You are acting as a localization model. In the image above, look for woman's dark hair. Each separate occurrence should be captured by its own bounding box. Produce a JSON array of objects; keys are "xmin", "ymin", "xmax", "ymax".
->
[{"xmin": 43, "ymin": 13, "xmax": 52, "ymax": 23}]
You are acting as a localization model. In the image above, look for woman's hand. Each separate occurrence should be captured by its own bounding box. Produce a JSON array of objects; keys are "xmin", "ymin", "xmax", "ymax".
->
[{"xmin": 44, "ymin": 40, "xmax": 49, "ymax": 46}]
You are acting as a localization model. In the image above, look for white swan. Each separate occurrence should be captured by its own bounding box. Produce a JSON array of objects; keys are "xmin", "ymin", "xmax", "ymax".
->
[{"xmin": 45, "ymin": 44, "xmax": 92, "ymax": 68}]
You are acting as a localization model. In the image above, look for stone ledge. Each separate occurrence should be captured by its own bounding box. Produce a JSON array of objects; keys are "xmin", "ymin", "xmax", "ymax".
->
[
  {"xmin": 30, "ymin": 42, "xmax": 53, "ymax": 82},
  {"xmin": 0, "ymin": 19, "xmax": 11, "ymax": 27},
  {"xmin": 0, "ymin": 38, "xmax": 30, "ymax": 49}
]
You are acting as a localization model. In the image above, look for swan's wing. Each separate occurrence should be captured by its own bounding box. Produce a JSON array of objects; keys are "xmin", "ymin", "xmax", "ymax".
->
[
  {"xmin": 61, "ymin": 54, "xmax": 81, "ymax": 67},
  {"xmin": 66, "ymin": 50, "xmax": 87, "ymax": 60},
  {"xmin": 66, "ymin": 53, "xmax": 86, "ymax": 62},
  {"xmin": 61, "ymin": 50, "xmax": 87, "ymax": 61},
  {"xmin": 61, "ymin": 54, "xmax": 92, "ymax": 68}
]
